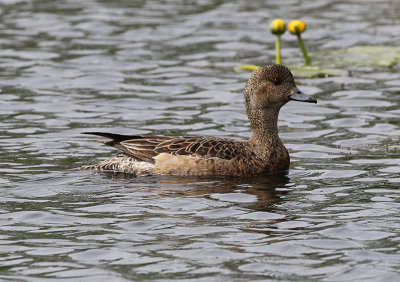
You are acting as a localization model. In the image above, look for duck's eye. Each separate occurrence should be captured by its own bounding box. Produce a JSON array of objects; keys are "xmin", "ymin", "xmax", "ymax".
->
[{"xmin": 272, "ymin": 78, "xmax": 282, "ymax": 85}]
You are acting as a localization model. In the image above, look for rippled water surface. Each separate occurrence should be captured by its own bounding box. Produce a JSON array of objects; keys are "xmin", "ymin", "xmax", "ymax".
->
[{"xmin": 1, "ymin": 0, "xmax": 400, "ymax": 281}]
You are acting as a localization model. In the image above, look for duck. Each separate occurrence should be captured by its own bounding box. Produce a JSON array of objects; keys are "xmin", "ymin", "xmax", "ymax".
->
[{"xmin": 82, "ymin": 64, "xmax": 317, "ymax": 177}]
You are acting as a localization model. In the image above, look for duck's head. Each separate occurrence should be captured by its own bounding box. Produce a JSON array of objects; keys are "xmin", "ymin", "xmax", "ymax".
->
[{"xmin": 244, "ymin": 64, "xmax": 317, "ymax": 112}]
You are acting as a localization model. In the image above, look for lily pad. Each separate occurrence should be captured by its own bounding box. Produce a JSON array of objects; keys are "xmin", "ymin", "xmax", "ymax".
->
[
  {"xmin": 234, "ymin": 64, "xmax": 347, "ymax": 78},
  {"xmin": 234, "ymin": 64, "xmax": 260, "ymax": 72},
  {"xmin": 287, "ymin": 65, "xmax": 348, "ymax": 78},
  {"xmin": 312, "ymin": 46, "xmax": 400, "ymax": 68},
  {"xmin": 235, "ymin": 45, "xmax": 400, "ymax": 78}
]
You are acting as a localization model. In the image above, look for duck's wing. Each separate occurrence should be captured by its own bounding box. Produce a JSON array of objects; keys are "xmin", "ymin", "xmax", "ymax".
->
[
  {"xmin": 151, "ymin": 136, "xmax": 242, "ymax": 160},
  {"xmin": 83, "ymin": 132, "xmax": 171, "ymax": 163},
  {"xmin": 83, "ymin": 132, "xmax": 243, "ymax": 163}
]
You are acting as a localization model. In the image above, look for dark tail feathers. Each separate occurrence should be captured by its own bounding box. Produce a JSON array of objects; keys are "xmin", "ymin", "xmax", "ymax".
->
[{"xmin": 82, "ymin": 132, "xmax": 143, "ymax": 145}]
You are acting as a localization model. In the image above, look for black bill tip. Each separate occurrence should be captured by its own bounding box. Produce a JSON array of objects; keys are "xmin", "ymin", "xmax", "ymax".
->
[{"xmin": 290, "ymin": 87, "xmax": 317, "ymax": 104}]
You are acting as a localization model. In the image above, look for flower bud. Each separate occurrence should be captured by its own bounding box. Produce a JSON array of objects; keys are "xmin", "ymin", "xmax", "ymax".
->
[
  {"xmin": 270, "ymin": 19, "xmax": 286, "ymax": 35},
  {"xmin": 288, "ymin": 20, "xmax": 306, "ymax": 35}
]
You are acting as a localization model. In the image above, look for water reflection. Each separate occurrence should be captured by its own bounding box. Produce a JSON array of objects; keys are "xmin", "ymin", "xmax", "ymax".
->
[{"xmin": 100, "ymin": 172, "xmax": 290, "ymax": 212}]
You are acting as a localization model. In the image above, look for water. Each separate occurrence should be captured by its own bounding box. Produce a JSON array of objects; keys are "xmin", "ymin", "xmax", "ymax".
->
[{"xmin": 1, "ymin": 0, "xmax": 399, "ymax": 280}]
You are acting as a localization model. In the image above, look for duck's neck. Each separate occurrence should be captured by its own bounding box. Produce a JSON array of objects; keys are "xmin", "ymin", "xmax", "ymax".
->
[{"xmin": 248, "ymin": 106, "xmax": 282, "ymax": 146}]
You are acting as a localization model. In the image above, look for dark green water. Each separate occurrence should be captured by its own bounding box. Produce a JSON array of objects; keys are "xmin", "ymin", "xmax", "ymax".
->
[{"xmin": 0, "ymin": 0, "xmax": 399, "ymax": 281}]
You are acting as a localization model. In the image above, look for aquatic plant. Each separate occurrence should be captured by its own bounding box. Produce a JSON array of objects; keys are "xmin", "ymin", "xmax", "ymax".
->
[
  {"xmin": 288, "ymin": 20, "xmax": 311, "ymax": 66},
  {"xmin": 269, "ymin": 19, "xmax": 286, "ymax": 65},
  {"xmin": 234, "ymin": 18, "xmax": 399, "ymax": 77}
]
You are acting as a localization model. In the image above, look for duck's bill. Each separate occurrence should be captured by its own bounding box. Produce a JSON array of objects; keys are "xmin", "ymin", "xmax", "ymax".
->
[{"xmin": 290, "ymin": 87, "xmax": 317, "ymax": 104}]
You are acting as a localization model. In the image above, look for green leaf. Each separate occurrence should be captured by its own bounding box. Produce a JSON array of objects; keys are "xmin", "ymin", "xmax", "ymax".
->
[
  {"xmin": 312, "ymin": 46, "xmax": 400, "ymax": 68},
  {"xmin": 288, "ymin": 65, "xmax": 347, "ymax": 78},
  {"xmin": 234, "ymin": 64, "xmax": 260, "ymax": 72},
  {"xmin": 234, "ymin": 64, "xmax": 346, "ymax": 78}
]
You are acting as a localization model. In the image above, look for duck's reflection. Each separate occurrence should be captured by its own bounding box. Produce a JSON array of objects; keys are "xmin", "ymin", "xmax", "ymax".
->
[{"xmin": 102, "ymin": 171, "xmax": 291, "ymax": 212}]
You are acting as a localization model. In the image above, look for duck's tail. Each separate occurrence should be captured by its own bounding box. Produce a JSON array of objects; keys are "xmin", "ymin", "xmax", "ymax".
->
[{"xmin": 82, "ymin": 132, "xmax": 143, "ymax": 146}]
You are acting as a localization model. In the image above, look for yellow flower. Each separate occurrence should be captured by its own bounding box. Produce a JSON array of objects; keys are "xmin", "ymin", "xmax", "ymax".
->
[
  {"xmin": 270, "ymin": 19, "xmax": 286, "ymax": 35},
  {"xmin": 288, "ymin": 20, "xmax": 306, "ymax": 35}
]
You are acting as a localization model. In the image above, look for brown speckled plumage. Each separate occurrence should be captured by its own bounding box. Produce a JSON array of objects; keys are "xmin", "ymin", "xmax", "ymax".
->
[{"xmin": 82, "ymin": 64, "xmax": 317, "ymax": 177}]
